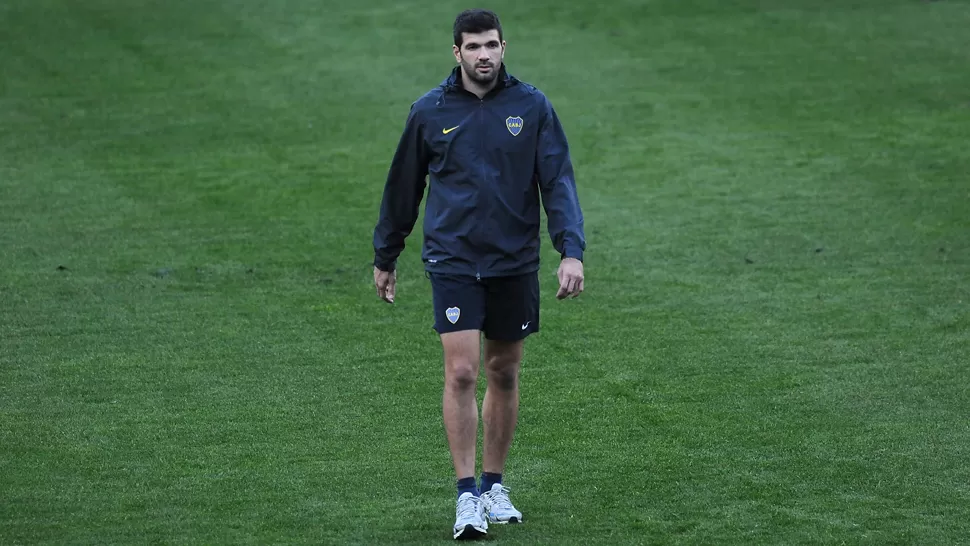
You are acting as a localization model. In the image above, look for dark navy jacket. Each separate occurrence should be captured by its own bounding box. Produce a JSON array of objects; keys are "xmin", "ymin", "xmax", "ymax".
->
[{"xmin": 373, "ymin": 64, "xmax": 585, "ymax": 278}]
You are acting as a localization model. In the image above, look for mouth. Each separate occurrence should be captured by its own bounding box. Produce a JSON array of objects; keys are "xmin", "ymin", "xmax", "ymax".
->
[{"xmin": 476, "ymin": 65, "xmax": 492, "ymax": 72}]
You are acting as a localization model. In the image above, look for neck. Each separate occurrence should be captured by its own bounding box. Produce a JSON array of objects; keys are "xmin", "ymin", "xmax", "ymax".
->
[{"xmin": 460, "ymin": 67, "xmax": 499, "ymax": 99}]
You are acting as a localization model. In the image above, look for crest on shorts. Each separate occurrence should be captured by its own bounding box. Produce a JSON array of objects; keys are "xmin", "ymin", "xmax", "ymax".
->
[
  {"xmin": 506, "ymin": 116, "xmax": 523, "ymax": 136},
  {"xmin": 446, "ymin": 307, "xmax": 460, "ymax": 324}
]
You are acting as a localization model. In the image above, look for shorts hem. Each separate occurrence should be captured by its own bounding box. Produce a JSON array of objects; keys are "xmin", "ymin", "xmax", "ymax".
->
[{"xmin": 433, "ymin": 325, "xmax": 483, "ymax": 335}]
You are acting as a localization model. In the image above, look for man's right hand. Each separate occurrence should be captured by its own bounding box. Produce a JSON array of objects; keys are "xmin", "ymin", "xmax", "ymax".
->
[{"xmin": 374, "ymin": 266, "xmax": 396, "ymax": 304}]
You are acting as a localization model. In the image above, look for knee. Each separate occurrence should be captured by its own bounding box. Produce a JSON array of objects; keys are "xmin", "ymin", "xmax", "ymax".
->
[
  {"xmin": 446, "ymin": 359, "xmax": 479, "ymax": 392},
  {"xmin": 486, "ymin": 358, "xmax": 520, "ymax": 392}
]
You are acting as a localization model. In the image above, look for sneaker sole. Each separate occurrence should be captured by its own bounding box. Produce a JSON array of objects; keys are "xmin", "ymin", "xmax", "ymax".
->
[
  {"xmin": 488, "ymin": 515, "xmax": 522, "ymax": 524},
  {"xmin": 453, "ymin": 524, "xmax": 487, "ymax": 540}
]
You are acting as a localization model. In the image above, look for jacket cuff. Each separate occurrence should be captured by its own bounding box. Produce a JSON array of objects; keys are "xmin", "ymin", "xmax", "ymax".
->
[
  {"xmin": 374, "ymin": 256, "xmax": 396, "ymax": 272},
  {"xmin": 561, "ymin": 246, "xmax": 584, "ymax": 263}
]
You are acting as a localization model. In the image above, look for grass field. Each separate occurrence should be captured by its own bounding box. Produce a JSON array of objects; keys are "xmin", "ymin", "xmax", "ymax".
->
[{"xmin": 2, "ymin": 0, "xmax": 969, "ymax": 544}]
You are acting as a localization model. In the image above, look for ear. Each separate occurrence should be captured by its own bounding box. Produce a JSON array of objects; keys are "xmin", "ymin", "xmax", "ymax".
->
[{"xmin": 453, "ymin": 44, "xmax": 461, "ymax": 63}]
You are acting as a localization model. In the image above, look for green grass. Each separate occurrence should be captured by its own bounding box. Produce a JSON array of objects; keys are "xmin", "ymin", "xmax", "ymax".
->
[{"xmin": 2, "ymin": 0, "xmax": 969, "ymax": 543}]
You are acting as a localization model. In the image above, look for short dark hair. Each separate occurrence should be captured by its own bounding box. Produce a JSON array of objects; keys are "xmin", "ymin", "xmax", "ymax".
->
[{"xmin": 453, "ymin": 9, "xmax": 503, "ymax": 48}]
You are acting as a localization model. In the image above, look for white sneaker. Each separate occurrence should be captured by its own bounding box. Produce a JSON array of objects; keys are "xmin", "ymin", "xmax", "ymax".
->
[
  {"xmin": 481, "ymin": 483, "xmax": 523, "ymax": 524},
  {"xmin": 453, "ymin": 492, "xmax": 488, "ymax": 540}
]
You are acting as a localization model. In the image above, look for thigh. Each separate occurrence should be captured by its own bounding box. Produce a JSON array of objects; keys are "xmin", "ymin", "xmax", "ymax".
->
[
  {"xmin": 482, "ymin": 271, "xmax": 540, "ymax": 342},
  {"xmin": 429, "ymin": 272, "xmax": 487, "ymax": 334},
  {"xmin": 441, "ymin": 329, "xmax": 482, "ymax": 375}
]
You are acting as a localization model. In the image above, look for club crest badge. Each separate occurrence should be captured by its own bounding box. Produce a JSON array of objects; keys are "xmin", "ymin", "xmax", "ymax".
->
[
  {"xmin": 506, "ymin": 116, "xmax": 523, "ymax": 136},
  {"xmin": 446, "ymin": 307, "xmax": 461, "ymax": 324}
]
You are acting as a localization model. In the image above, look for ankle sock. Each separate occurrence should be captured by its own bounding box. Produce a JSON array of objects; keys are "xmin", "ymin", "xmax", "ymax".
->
[
  {"xmin": 480, "ymin": 472, "xmax": 502, "ymax": 493},
  {"xmin": 457, "ymin": 476, "xmax": 479, "ymax": 498}
]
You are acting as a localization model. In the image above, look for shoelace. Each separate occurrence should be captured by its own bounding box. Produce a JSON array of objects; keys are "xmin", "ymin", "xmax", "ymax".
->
[
  {"xmin": 456, "ymin": 495, "xmax": 484, "ymax": 520},
  {"xmin": 482, "ymin": 486, "xmax": 515, "ymax": 511}
]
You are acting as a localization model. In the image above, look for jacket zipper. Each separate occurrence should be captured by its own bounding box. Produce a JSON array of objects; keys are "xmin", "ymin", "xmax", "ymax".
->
[{"xmin": 478, "ymin": 97, "xmax": 485, "ymax": 281}]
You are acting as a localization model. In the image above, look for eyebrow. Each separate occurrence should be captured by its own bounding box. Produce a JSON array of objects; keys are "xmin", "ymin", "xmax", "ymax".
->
[{"xmin": 466, "ymin": 40, "xmax": 500, "ymax": 48}]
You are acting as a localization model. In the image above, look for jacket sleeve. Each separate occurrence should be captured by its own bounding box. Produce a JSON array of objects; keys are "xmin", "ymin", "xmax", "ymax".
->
[
  {"xmin": 373, "ymin": 104, "xmax": 430, "ymax": 272},
  {"xmin": 535, "ymin": 94, "xmax": 586, "ymax": 262}
]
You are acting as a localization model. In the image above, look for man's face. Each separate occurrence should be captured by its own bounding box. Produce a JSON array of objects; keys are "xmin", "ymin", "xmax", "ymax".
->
[{"xmin": 453, "ymin": 30, "xmax": 505, "ymax": 85}]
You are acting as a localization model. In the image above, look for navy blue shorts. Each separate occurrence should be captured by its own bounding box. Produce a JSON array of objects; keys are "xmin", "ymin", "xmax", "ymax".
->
[{"xmin": 428, "ymin": 271, "xmax": 540, "ymax": 341}]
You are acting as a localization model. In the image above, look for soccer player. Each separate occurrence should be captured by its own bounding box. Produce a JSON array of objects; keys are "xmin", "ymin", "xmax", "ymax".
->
[{"xmin": 372, "ymin": 8, "xmax": 586, "ymax": 540}]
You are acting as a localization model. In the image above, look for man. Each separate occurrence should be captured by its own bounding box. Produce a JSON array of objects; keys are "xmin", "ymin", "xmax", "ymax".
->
[{"xmin": 372, "ymin": 8, "xmax": 586, "ymax": 540}]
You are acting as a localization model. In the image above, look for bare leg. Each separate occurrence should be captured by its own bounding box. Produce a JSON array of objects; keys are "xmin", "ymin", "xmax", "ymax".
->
[
  {"xmin": 481, "ymin": 338, "xmax": 523, "ymax": 475},
  {"xmin": 441, "ymin": 330, "xmax": 482, "ymax": 479}
]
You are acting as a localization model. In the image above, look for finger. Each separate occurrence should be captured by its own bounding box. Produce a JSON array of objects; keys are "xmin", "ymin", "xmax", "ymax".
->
[
  {"xmin": 577, "ymin": 278, "xmax": 585, "ymax": 295},
  {"xmin": 566, "ymin": 276, "xmax": 579, "ymax": 297},
  {"xmin": 572, "ymin": 276, "xmax": 584, "ymax": 297},
  {"xmin": 386, "ymin": 277, "xmax": 396, "ymax": 303},
  {"xmin": 556, "ymin": 281, "xmax": 568, "ymax": 299}
]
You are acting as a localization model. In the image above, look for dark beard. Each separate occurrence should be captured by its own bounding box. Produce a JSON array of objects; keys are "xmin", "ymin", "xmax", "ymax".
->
[{"xmin": 463, "ymin": 61, "xmax": 498, "ymax": 84}]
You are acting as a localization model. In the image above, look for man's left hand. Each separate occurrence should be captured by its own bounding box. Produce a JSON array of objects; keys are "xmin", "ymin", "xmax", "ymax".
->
[{"xmin": 556, "ymin": 257, "xmax": 584, "ymax": 299}]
